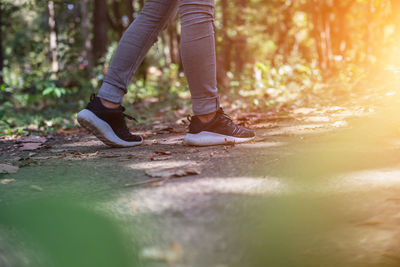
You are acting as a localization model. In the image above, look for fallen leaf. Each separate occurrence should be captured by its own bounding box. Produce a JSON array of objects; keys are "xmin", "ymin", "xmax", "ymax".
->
[
  {"xmin": 150, "ymin": 156, "xmax": 172, "ymax": 161},
  {"xmin": 158, "ymin": 136, "xmax": 184, "ymax": 145},
  {"xmin": 224, "ymin": 138, "xmax": 236, "ymax": 146},
  {"xmin": 86, "ymin": 151, "xmax": 99, "ymax": 157},
  {"xmin": 20, "ymin": 143, "xmax": 42, "ymax": 151},
  {"xmin": 185, "ymin": 148, "xmax": 200, "ymax": 154},
  {"xmin": 129, "ymin": 204, "xmax": 137, "ymax": 213},
  {"xmin": 16, "ymin": 136, "xmax": 47, "ymax": 144},
  {"xmin": 154, "ymin": 151, "xmax": 172, "ymax": 155},
  {"xmin": 30, "ymin": 185, "xmax": 43, "ymax": 192},
  {"xmin": 332, "ymin": 120, "xmax": 348, "ymax": 128},
  {"xmin": 251, "ymin": 122, "xmax": 278, "ymax": 129},
  {"xmin": 1, "ymin": 179, "xmax": 16, "ymax": 184},
  {"xmin": 56, "ymin": 128, "xmax": 80, "ymax": 134},
  {"xmin": 302, "ymin": 116, "xmax": 331, "ymax": 123},
  {"xmin": 292, "ymin": 108, "xmax": 317, "ymax": 115},
  {"xmin": 145, "ymin": 163, "xmax": 201, "ymax": 178},
  {"xmin": 140, "ymin": 242, "xmax": 183, "ymax": 264},
  {"xmin": 150, "ymin": 179, "xmax": 168, "ymax": 187},
  {"xmin": 0, "ymin": 164, "xmax": 19, "ymax": 174}
]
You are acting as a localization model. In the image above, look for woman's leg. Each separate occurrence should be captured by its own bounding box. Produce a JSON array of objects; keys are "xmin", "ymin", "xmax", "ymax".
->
[
  {"xmin": 179, "ymin": 0, "xmax": 220, "ymax": 116},
  {"xmin": 97, "ymin": 0, "xmax": 178, "ymax": 104}
]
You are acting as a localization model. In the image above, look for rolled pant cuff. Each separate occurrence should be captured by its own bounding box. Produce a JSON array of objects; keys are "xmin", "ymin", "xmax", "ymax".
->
[
  {"xmin": 192, "ymin": 95, "xmax": 220, "ymax": 115},
  {"xmin": 97, "ymin": 82, "xmax": 125, "ymax": 104}
]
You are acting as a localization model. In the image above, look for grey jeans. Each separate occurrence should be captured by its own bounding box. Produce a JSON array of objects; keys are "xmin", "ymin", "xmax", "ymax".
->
[{"xmin": 97, "ymin": 0, "xmax": 220, "ymax": 115}]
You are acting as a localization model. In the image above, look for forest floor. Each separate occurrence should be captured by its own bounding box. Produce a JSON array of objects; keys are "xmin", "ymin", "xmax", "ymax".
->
[{"xmin": 2, "ymin": 91, "xmax": 400, "ymax": 266}]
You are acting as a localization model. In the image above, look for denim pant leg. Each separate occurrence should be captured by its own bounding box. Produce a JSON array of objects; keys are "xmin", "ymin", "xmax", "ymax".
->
[
  {"xmin": 179, "ymin": 0, "xmax": 220, "ymax": 115},
  {"xmin": 98, "ymin": 0, "xmax": 178, "ymax": 103},
  {"xmin": 98, "ymin": 0, "xmax": 220, "ymax": 116}
]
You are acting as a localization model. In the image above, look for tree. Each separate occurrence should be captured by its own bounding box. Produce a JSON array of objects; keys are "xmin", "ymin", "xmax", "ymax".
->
[
  {"xmin": 80, "ymin": 0, "xmax": 93, "ymax": 77},
  {"xmin": 48, "ymin": 0, "xmax": 59, "ymax": 77},
  {"xmin": 93, "ymin": 0, "xmax": 108, "ymax": 61},
  {"xmin": 0, "ymin": 1, "xmax": 3, "ymax": 85}
]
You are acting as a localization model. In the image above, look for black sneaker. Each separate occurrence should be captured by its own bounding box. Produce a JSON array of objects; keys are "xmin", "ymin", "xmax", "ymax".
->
[
  {"xmin": 77, "ymin": 94, "xmax": 143, "ymax": 147},
  {"xmin": 184, "ymin": 108, "xmax": 255, "ymax": 146}
]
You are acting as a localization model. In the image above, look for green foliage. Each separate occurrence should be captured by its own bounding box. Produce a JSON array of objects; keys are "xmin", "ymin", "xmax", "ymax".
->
[
  {"xmin": 0, "ymin": 196, "xmax": 142, "ymax": 267},
  {"xmin": 1, "ymin": 0, "xmax": 399, "ymax": 132}
]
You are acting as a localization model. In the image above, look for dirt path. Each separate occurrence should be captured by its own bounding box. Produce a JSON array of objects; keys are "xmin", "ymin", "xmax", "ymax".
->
[{"xmin": 2, "ymin": 102, "xmax": 400, "ymax": 266}]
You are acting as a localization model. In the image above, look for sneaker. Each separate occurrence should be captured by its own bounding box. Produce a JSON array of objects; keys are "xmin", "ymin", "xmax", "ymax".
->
[
  {"xmin": 184, "ymin": 108, "xmax": 255, "ymax": 146},
  {"xmin": 77, "ymin": 94, "xmax": 143, "ymax": 147}
]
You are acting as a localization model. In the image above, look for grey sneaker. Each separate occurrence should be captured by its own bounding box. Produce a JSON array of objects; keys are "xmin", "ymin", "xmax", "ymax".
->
[{"xmin": 184, "ymin": 108, "xmax": 255, "ymax": 146}]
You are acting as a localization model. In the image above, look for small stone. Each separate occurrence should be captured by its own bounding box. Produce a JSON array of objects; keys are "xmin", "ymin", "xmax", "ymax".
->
[{"xmin": 0, "ymin": 164, "xmax": 19, "ymax": 174}]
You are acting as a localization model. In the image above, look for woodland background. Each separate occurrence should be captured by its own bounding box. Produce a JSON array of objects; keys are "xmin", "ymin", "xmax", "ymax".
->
[{"xmin": 1, "ymin": 0, "xmax": 400, "ymax": 134}]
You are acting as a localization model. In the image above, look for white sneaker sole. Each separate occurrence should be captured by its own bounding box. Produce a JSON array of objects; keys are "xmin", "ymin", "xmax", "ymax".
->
[
  {"xmin": 77, "ymin": 109, "xmax": 143, "ymax": 148},
  {"xmin": 184, "ymin": 131, "xmax": 255, "ymax": 146}
]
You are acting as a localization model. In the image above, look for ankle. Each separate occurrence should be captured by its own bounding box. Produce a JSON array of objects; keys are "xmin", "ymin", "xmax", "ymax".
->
[
  {"xmin": 197, "ymin": 112, "xmax": 217, "ymax": 124},
  {"xmin": 100, "ymin": 98, "xmax": 120, "ymax": 109}
]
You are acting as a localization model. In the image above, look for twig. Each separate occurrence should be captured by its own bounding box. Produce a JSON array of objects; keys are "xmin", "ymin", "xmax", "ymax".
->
[{"xmin": 123, "ymin": 178, "xmax": 166, "ymax": 188}]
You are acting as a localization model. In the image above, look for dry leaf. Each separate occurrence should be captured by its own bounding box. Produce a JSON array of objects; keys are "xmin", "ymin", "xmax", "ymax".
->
[
  {"xmin": 224, "ymin": 138, "xmax": 236, "ymax": 146},
  {"xmin": 154, "ymin": 151, "xmax": 172, "ymax": 155},
  {"xmin": 332, "ymin": 121, "xmax": 348, "ymax": 128},
  {"xmin": 56, "ymin": 128, "xmax": 80, "ymax": 134},
  {"xmin": 150, "ymin": 156, "xmax": 172, "ymax": 161},
  {"xmin": 124, "ymin": 178, "xmax": 164, "ymax": 188},
  {"xmin": 30, "ymin": 185, "xmax": 43, "ymax": 192},
  {"xmin": 145, "ymin": 163, "xmax": 201, "ymax": 178},
  {"xmin": 16, "ymin": 136, "xmax": 47, "ymax": 144},
  {"xmin": 1, "ymin": 179, "xmax": 16, "ymax": 184},
  {"xmin": 158, "ymin": 136, "xmax": 184, "ymax": 145},
  {"xmin": 129, "ymin": 204, "xmax": 137, "ymax": 213},
  {"xmin": 140, "ymin": 242, "xmax": 183, "ymax": 264},
  {"xmin": 0, "ymin": 164, "xmax": 19, "ymax": 174},
  {"xmin": 20, "ymin": 143, "xmax": 42, "ymax": 151}
]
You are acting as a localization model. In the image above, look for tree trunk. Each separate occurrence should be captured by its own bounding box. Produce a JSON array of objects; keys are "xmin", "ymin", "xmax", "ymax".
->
[
  {"xmin": 310, "ymin": 0, "xmax": 332, "ymax": 77},
  {"xmin": 136, "ymin": 0, "xmax": 147, "ymax": 85},
  {"xmin": 48, "ymin": 0, "xmax": 59, "ymax": 77},
  {"xmin": 0, "ymin": 2, "xmax": 3, "ymax": 85},
  {"xmin": 234, "ymin": 0, "xmax": 247, "ymax": 76},
  {"xmin": 93, "ymin": 0, "xmax": 108, "ymax": 61},
  {"xmin": 125, "ymin": 0, "xmax": 134, "ymax": 23},
  {"xmin": 111, "ymin": 0, "xmax": 124, "ymax": 37},
  {"xmin": 216, "ymin": 0, "xmax": 230, "ymax": 91},
  {"xmin": 80, "ymin": 0, "xmax": 93, "ymax": 77},
  {"xmin": 161, "ymin": 31, "xmax": 172, "ymax": 65},
  {"xmin": 168, "ymin": 21, "xmax": 180, "ymax": 66}
]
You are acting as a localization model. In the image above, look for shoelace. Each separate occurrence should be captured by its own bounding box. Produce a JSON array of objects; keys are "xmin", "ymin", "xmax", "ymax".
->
[
  {"xmin": 187, "ymin": 108, "xmax": 234, "ymax": 125},
  {"xmin": 121, "ymin": 106, "xmax": 137, "ymax": 122}
]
